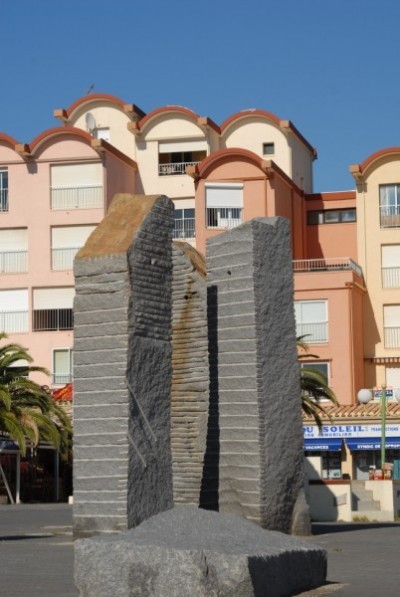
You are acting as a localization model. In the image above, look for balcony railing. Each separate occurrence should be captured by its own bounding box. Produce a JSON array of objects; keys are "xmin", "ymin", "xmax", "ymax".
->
[
  {"xmin": 296, "ymin": 322, "xmax": 328, "ymax": 344},
  {"xmin": 0, "ymin": 189, "xmax": 8, "ymax": 212},
  {"xmin": 0, "ymin": 311, "xmax": 29, "ymax": 333},
  {"xmin": 0, "ymin": 250, "xmax": 28, "ymax": 273},
  {"xmin": 33, "ymin": 309, "xmax": 73, "ymax": 331},
  {"xmin": 206, "ymin": 207, "xmax": 243, "ymax": 230},
  {"xmin": 158, "ymin": 161, "xmax": 200, "ymax": 176},
  {"xmin": 52, "ymin": 373, "xmax": 72, "ymax": 386},
  {"xmin": 51, "ymin": 185, "xmax": 103, "ymax": 210},
  {"xmin": 382, "ymin": 267, "xmax": 400, "ymax": 288},
  {"xmin": 380, "ymin": 206, "xmax": 400, "ymax": 228},
  {"xmin": 384, "ymin": 326, "xmax": 400, "ymax": 348},
  {"xmin": 293, "ymin": 258, "xmax": 363, "ymax": 278},
  {"xmin": 173, "ymin": 218, "xmax": 195, "ymax": 240},
  {"xmin": 52, "ymin": 247, "xmax": 80, "ymax": 271}
]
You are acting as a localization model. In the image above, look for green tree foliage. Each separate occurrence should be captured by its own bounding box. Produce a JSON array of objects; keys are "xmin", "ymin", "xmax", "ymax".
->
[
  {"xmin": 0, "ymin": 333, "xmax": 71, "ymax": 456},
  {"xmin": 298, "ymin": 335, "xmax": 337, "ymax": 429}
]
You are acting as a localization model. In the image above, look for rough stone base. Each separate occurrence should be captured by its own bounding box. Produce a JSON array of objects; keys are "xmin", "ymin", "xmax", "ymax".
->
[{"xmin": 75, "ymin": 507, "xmax": 326, "ymax": 596}]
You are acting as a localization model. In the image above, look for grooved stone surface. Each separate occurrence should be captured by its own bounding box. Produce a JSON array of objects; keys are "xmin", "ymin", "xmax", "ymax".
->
[
  {"xmin": 171, "ymin": 242, "xmax": 209, "ymax": 505},
  {"xmin": 73, "ymin": 194, "xmax": 174, "ymax": 537},
  {"xmin": 206, "ymin": 218, "xmax": 305, "ymax": 533},
  {"xmin": 74, "ymin": 506, "xmax": 327, "ymax": 597}
]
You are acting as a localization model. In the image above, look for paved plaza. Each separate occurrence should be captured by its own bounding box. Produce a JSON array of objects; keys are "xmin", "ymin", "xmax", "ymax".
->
[{"xmin": 0, "ymin": 504, "xmax": 399, "ymax": 596}]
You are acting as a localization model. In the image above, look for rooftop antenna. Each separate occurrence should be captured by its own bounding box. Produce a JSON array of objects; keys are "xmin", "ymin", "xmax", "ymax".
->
[
  {"xmin": 85, "ymin": 112, "xmax": 96, "ymax": 134},
  {"xmin": 86, "ymin": 84, "xmax": 95, "ymax": 95}
]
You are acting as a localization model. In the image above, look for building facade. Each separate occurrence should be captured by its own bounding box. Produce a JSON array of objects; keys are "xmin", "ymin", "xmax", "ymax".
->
[{"xmin": 2, "ymin": 93, "xmax": 400, "ymax": 485}]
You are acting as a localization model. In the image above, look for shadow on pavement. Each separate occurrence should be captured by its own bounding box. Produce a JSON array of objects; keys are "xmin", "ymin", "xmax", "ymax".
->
[
  {"xmin": 312, "ymin": 522, "xmax": 400, "ymax": 535},
  {"xmin": 0, "ymin": 534, "xmax": 53, "ymax": 541}
]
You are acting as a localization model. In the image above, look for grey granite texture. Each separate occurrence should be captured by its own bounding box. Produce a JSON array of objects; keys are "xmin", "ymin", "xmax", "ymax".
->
[
  {"xmin": 73, "ymin": 194, "xmax": 174, "ymax": 537},
  {"xmin": 205, "ymin": 218, "xmax": 305, "ymax": 533},
  {"xmin": 75, "ymin": 506, "xmax": 326, "ymax": 596},
  {"xmin": 171, "ymin": 242, "xmax": 209, "ymax": 505}
]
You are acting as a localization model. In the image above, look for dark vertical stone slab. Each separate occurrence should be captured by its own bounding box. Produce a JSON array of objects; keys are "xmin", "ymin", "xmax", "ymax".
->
[
  {"xmin": 73, "ymin": 193, "xmax": 174, "ymax": 536},
  {"xmin": 206, "ymin": 217, "xmax": 305, "ymax": 532}
]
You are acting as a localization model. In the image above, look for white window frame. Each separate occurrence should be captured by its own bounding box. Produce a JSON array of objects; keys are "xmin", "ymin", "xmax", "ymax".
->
[
  {"xmin": 0, "ymin": 168, "xmax": 8, "ymax": 212},
  {"xmin": 381, "ymin": 245, "xmax": 400, "ymax": 288},
  {"xmin": 383, "ymin": 304, "xmax": 400, "ymax": 348},
  {"xmin": 295, "ymin": 300, "xmax": 328, "ymax": 344},
  {"xmin": 52, "ymin": 348, "xmax": 73, "ymax": 386},
  {"xmin": 205, "ymin": 183, "xmax": 243, "ymax": 230}
]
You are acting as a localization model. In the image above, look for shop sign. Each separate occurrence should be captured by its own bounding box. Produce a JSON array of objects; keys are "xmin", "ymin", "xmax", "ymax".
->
[{"xmin": 303, "ymin": 424, "xmax": 400, "ymax": 439}]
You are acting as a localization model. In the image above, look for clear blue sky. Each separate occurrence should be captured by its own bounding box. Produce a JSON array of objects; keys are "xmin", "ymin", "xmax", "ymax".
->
[{"xmin": 2, "ymin": 0, "xmax": 399, "ymax": 192}]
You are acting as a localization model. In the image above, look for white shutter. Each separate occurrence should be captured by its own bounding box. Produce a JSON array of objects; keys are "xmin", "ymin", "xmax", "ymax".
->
[
  {"xmin": 173, "ymin": 198, "xmax": 195, "ymax": 210},
  {"xmin": 384, "ymin": 305, "xmax": 400, "ymax": 327},
  {"xmin": 296, "ymin": 300, "xmax": 326, "ymax": 323},
  {"xmin": 205, "ymin": 184, "xmax": 243, "ymax": 208},
  {"xmin": 0, "ymin": 229, "xmax": 28, "ymax": 250},
  {"xmin": 51, "ymin": 163, "xmax": 102, "ymax": 188},
  {"xmin": 159, "ymin": 140, "xmax": 207, "ymax": 153},
  {"xmin": 382, "ymin": 245, "xmax": 400, "ymax": 267},
  {"xmin": 52, "ymin": 226, "xmax": 96, "ymax": 248},
  {"xmin": 54, "ymin": 350, "xmax": 71, "ymax": 374},
  {"xmin": 386, "ymin": 367, "xmax": 400, "ymax": 388},
  {"xmin": 33, "ymin": 288, "xmax": 75, "ymax": 309},
  {"xmin": 0, "ymin": 289, "xmax": 28, "ymax": 311}
]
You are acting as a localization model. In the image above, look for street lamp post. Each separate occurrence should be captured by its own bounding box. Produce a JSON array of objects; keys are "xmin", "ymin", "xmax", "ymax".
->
[{"xmin": 358, "ymin": 385, "xmax": 400, "ymax": 475}]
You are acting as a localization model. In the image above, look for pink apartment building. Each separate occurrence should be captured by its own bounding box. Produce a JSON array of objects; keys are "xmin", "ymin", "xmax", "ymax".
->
[{"xmin": 2, "ymin": 93, "xmax": 400, "ymax": 485}]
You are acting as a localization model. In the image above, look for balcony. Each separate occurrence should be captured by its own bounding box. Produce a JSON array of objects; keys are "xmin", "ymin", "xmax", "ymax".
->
[
  {"xmin": 296, "ymin": 322, "xmax": 328, "ymax": 343},
  {"xmin": 0, "ymin": 250, "xmax": 28, "ymax": 273},
  {"xmin": 52, "ymin": 372, "xmax": 72, "ymax": 386},
  {"xmin": 206, "ymin": 207, "xmax": 243, "ymax": 230},
  {"xmin": 33, "ymin": 309, "xmax": 73, "ymax": 332},
  {"xmin": 173, "ymin": 218, "xmax": 195, "ymax": 241},
  {"xmin": 293, "ymin": 257, "xmax": 363, "ymax": 278},
  {"xmin": 51, "ymin": 185, "xmax": 103, "ymax": 210},
  {"xmin": 384, "ymin": 327, "xmax": 400, "ymax": 348},
  {"xmin": 382, "ymin": 267, "xmax": 400, "ymax": 288},
  {"xmin": 158, "ymin": 161, "xmax": 200, "ymax": 176},
  {"xmin": 380, "ymin": 206, "xmax": 400, "ymax": 228},
  {"xmin": 0, "ymin": 311, "xmax": 29, "ymax": 333},
  {"xmin": 52, "ymin": 247, "xmax": 80, "ymax": 271},
  {"xmin": 0, "ymin": 189, "xmax": 8, "ymax": 212}
]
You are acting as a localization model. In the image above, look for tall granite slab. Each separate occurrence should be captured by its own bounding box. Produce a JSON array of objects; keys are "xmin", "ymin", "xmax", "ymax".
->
[
  {"xmin": 171, "ymin": 242, "xmax": 209, "ymax": 505},
  {"xmin": 73, "ymin": 193, "xmax": 174, "ymax": 537},
  {"xmin": 206, "ymin": 217, "xmax": 304, "ymax": 533}
]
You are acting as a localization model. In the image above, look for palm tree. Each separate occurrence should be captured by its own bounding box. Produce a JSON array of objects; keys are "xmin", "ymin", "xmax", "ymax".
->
[
  {"xmin": 298, "ymin": 335, "xmax": 337, "ymax": 428},
  {"xmin": 0, "ymin": 333, "xmax": 71, "ymax": 457}
]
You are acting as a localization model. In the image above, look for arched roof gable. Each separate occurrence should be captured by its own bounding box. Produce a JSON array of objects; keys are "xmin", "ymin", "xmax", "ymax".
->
[
  {"xmin": 28, "ymin": 126, "xmax": 93, "ymax": 154},
  {"xmin": 0, "ymin": 133, "xmax": 20, "ymax": 150},
  {"xmin": 357, "ymin": 147, "xmax": 400, "ymax": 175},
  {"xmin": 220, "ymin": 109, "xmax": 281, "ymax": 133},
  {"xmin": 61, "ymin": 93, "xmax": 127, "ymax": 118},
  {"xmin": 197, "ymin": 147, "xmax": 267, "ymax": 178}
]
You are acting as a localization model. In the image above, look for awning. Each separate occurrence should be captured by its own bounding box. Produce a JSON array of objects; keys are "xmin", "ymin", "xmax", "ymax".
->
[
  {"xmin": 304, "ymin": 438, "xmax": 343, "ymax": 451},
  {"xmin": 346, "ymin": 437, "xmax": 400, "ymax": 450}
]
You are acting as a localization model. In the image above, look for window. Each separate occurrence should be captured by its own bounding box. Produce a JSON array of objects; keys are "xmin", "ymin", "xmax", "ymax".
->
[
  {"xmin": 0, "ymin": 229, "xmax": 28, "ymax": 273},
  {"xmin": 0, "ymin": 289, "xmax": 29, "ymax": 333},
  {"xmin": 383, "ymin": 305, "xmax": 400, "ymax": 348},
  {"xmin": 0, "ymin": 168, "xmax": 8, "ymax": 212},
  {"xmin": 51, "ymin": 163, "xmax": 103, "ymax": 210},
  {"xmin": 51, "ymin": 225, "xmax": 96, "ymax": 270},
  {"xmin": 53, "ymin": 349, "xmax": 73, "ymax": 386},
  {"xmin": 380, "ymin": 184, "xmax": 400, "ymax": 227},
  {"xmin": 385, "ymin": 367, "xmax": 400, "ymax": 393},
  {"xmin": 307, "ymin": 208, "xmax": 356, "ymax": 225},
  {"xmin": 205, "ymin": 183, "xmax": 243, "ymax": 229},
  {"xmin": 262, "ymin": 142, "xmax": 275, "ymax": 155},
  {"xmin": 158, "ymin": 141, "xmax": 207, "ymax": 176},
  {"xmin": 295, "ymin": 300, "xmax": 328, "ymax": 343},
  {"xmin": 32, "ymin": 288, "xmax": 74, "ymax": 331},
  {"xmin": 382, "ymin": 245, "xmax": 400, "ymax": 288},
  {"xmin": 94, "ymin": 128, "xmax": 110, "ymax": 142},
  {"xmin": 301, "ymin": 362, "xmax": 329, "ymax": 379},
  {"xmin": 173, "ymin": 208, "xmax": 195, "ymax": 240}
]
